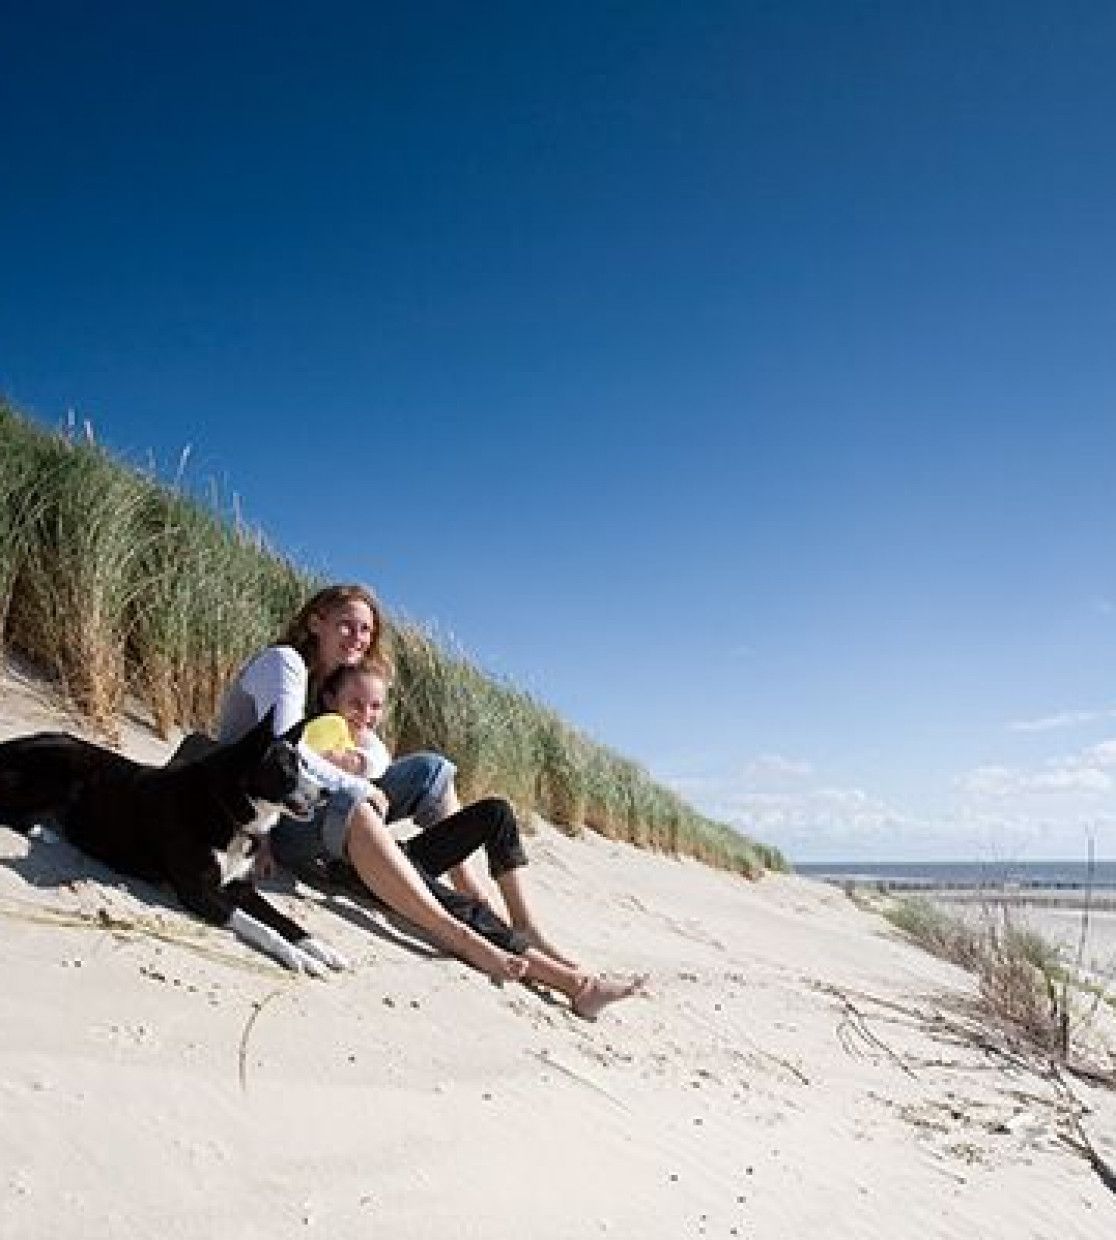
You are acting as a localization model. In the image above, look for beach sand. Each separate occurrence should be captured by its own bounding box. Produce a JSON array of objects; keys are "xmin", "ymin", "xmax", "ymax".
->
[
  {"xmin": 2, "ymin": 659, "xmax": 1115, "ymax": 1239},
  {"xmin": 1023, "ymin": 907, "xmax": 1116, "ymax": 975}
]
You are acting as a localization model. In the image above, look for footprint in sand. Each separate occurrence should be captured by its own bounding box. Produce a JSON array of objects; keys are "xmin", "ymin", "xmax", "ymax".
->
[
  {"xmin": 89, "ymin": 1021, "xmax": 160, "ymax": 1049},
  {"xmin": 663, "ymin": 914, "xmax": 726, "ymax": 950}
]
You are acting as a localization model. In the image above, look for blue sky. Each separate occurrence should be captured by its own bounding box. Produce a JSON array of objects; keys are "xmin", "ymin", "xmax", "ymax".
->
[{"xmin": 3, "ymin": 3, "xmax": 1115, "ymax": 862}]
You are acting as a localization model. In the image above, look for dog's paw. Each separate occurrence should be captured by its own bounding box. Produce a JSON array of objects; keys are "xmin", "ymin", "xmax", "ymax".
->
[
  {"xmin": 297, "ymin": 936, "xmax": 350, "ymax": 972},
  {"xmin": 290, "ymin": 947, "xmax": 331, "ymax": 980},
  {"xmin": 228, "ymin": 909, "xmax": 330, "ymax": 978},
  {"xmin": 262, "ymin": 933, "xmax": 327, "ymax": 978}
]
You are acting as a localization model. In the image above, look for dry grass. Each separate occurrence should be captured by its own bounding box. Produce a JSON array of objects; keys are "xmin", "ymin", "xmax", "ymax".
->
[
  {"xmin": 882, "ymin": 896, "xmax": 1105, "ymax": 1065},
  {"xmin": 0, "ymin": 404, "xmax": 786, "ymax": 877}
]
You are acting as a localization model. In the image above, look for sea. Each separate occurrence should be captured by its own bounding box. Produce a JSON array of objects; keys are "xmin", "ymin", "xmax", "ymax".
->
[{"xmin": 797, "ymin": 860, "xmax": 1116, "ymax": 892}]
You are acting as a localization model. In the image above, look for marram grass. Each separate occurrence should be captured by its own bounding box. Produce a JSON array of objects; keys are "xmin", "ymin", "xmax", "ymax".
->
[
  {"xmin": 880, "ymin": 896, "xmax": 1081, "ymax": 1057},
  {"xmin": 0, "ymin": 404, "xmax": 786, "ymax": 877}
]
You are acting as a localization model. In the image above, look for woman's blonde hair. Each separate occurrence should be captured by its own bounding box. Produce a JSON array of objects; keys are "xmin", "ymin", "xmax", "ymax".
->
[{"xmin": 278, "ymin": 583, "xmax": 387, "ymax": 679}]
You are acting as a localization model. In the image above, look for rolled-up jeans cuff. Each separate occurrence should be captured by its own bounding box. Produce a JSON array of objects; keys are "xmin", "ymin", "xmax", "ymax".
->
[
  {"xmin": 489, "ymin": 840, "xmax": 528, "ymax": 880},
  {"xmin": 321, "ymin": 788, "xmax": 363, "ymax": 860},
  {"xmin": 377, "ymin": 753, "xmax": 457, "ymax": 829},
  {"xmin": 410, "ymin": 759, "xmax": 456, "ymax": 829}
]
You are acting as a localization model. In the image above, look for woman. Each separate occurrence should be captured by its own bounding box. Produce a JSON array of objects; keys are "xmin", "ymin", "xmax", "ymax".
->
[{"xmin": 217, "ymin": 584, "xmax": 645, "ymax": 1016}]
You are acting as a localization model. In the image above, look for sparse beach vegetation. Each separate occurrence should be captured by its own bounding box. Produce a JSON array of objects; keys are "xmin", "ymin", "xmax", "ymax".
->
[
  {"xmin": 0, "ymin": 404, "xmax": 784, "ymax": 877},
  {"xmin": 880, "ymin": 894, "xmax": 1115, "ymax": 1072}
]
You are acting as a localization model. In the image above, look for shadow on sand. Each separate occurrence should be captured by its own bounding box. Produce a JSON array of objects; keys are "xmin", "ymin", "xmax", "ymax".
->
[{"xmin": 0, "ymin": 824, "xmax": 448, "ymax": 967}]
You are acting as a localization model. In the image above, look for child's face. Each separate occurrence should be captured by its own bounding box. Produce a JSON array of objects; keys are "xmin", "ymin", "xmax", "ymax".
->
[{"xmin": 330, "ymin": 671, "xmax": 388, "ymax": 734}]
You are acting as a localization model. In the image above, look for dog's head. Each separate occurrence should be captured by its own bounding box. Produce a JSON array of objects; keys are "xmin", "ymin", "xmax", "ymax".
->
[
  {"xmin": 209, "ymin": 712, "xmax": 331, "ymax": 887},
  {"xmin": 215, "ymin": 710, "xmax": 323, "ymax": 837}
]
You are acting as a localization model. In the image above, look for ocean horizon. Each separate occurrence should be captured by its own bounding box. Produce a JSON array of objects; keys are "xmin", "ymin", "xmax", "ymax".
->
[{"xmin": 796, "ymin": 859, "xmax": 1116, "ymax": 891}]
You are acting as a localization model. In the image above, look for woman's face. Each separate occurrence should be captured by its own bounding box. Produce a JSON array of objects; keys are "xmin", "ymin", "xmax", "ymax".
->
[{"xmin": 309, "ymin": 598, "xmax": 375, "ymax": 675}]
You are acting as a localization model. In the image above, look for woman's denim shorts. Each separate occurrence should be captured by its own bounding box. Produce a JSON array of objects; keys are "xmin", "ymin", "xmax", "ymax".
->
[
  {"xmin": 271, "ymin": 786, "xmax": 362, "ymax": 868},
  {"xmin": 378, "ymin": 751, "xmax": 456, "ymax": 829},
  {"xmin": 270, "ymin": 751, "xmax": 456, "ymax": 868}
]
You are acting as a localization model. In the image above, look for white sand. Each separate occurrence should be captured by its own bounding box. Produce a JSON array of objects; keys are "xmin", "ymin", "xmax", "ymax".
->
[
  {"xmin": 2, "ymin": 660, "xmax": 1115, "ymax": 1239},
  {"xmin": 1023, "ymin": 907, "xmax": 1116, "ymax": 975}
]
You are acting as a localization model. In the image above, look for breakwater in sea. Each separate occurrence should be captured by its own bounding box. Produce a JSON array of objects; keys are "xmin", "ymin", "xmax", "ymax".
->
[{"xmin": 798, "ymin": 860, "xmax": 1116, "ymax": 910}]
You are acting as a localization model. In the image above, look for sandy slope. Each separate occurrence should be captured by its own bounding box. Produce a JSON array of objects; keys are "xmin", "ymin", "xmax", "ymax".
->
[{"xmin": 2, "ymin": 660, "xmax": 1115, "ymax": 1239}]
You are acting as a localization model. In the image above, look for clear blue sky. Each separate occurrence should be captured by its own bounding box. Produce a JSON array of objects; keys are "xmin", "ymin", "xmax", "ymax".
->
[{"xmin": 3, "ymin": 3, "xmax": 1115, "ymax": 862}]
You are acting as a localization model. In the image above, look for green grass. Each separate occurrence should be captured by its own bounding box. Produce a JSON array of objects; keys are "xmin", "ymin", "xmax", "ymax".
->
[
  {"xmin": 880, "ymin": 896, "xmax": 1083, "ymax": 1057},
  {"xmin": 0, "ymin": 403, "xmax": 787, "ymax": 877}
]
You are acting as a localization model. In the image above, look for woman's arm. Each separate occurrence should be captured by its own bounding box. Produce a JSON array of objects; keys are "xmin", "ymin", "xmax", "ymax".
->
[{"xmin": 237, "ymin": 646, "xmax": 374, "ymax": 800}]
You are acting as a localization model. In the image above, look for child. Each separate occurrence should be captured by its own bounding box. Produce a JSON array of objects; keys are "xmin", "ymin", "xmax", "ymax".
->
[
  {"xmin": 304, "ymin": 661, "xmax": 395, "ymax": 780},
  {"xmin": 307, "ymin": 660, "xmax": 647, "ymax": 1019},
  {"xmin": 312, "ymin": 658, "xmax": 553, "ymax": 947},
  {"xmin": 309, "ymin": 661, "xmax": 481, "ymax": 902}
]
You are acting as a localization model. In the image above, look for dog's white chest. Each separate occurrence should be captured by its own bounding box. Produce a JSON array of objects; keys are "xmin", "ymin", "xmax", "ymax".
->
[
  {"xmin": 213, "ymin": 832, "xmax": 258, "ymax": 886},
  {"xmin": 213, "ymin": 806, "xmax": 281, "ymax": 885}
]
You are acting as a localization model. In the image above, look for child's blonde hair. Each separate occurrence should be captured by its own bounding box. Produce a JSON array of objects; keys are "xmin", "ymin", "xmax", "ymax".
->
[{"xmin": 315, "ymin": 654, "xmax": 395, "ymax": 713}]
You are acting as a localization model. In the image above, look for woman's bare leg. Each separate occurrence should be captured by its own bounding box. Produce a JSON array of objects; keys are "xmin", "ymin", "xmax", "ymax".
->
[
  {"xmin": 345, "ymin": 803, "xmax": 526, "ymax": 982},
  {"xmin": 418, "ymin": 784, "xmax": 573, "ymax": 964},
  {"xmin": 521, "ymin": 948, "xmax": 646, "ymax": 1020},
  {"xmin": 497, "ymin": 867, "xmax": 578, "ymax": 967}
]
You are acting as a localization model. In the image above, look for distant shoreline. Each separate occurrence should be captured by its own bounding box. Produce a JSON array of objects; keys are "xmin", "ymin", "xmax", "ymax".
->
[
  {"xmin": 803, "ymin": 868, "xmax": 1116, "ymax": 917},
  {"xmin": 799, "ymin": 859, "xmax": 1116, "ymax": 897}
]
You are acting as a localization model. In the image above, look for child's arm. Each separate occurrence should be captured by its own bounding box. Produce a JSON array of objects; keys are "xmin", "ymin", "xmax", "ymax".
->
[
  {"xmin": 299, "ymin": 713, "xmax": 379, "ymax": 805},
  {"xmin": 316, "ymin": 746, "xmax": 388, "ymax": 817},
  {"xmin": 346, "ymin": 729, "xmax": 392, "ymax": 817},
  {"xmin": 351, "ymin": 729, "xmax": 392, "ymax": 780},
  {"xmin": 321, "ymin": 748, "xmax": 367, "ymax": 776}
]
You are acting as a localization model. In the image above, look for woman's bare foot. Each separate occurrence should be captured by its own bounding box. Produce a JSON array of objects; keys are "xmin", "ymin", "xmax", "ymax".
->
[
  {"xmin": 571, "ymin": 972, "xmax": 648, "ymax": 1020},
  {"xmin": 448, "ymin": 924, "xmax": 529, "ymax": 983}
]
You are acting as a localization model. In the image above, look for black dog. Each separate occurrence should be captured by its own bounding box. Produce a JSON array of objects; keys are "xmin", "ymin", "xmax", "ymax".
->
[{"xmin": 0, "ymin": 710, "xmax": 347, "ymax": 976}]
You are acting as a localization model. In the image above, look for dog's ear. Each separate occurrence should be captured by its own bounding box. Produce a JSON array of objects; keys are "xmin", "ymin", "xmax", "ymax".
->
[
  {"xmin": 226, "ymin": 790, "xmax": 259, "ymax": 826},
  {"xmin": 282, "ymin": 718, "xmax": 306, "ymax": 746},
  {"xmin": 232, "ymin": 708, "xmax": 278, "ymax": 760}
]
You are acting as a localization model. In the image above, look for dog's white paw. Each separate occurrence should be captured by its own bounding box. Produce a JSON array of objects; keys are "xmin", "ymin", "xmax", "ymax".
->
[
  {"xmin": 229, "ymin": 909, "xmax": 329, "ymax": 978},
  {"xmin": 297, "ymin": 937, "xmax": 350, "ymax": 972},
  {"xmin": 289, "ymin": 945, "xmax": 331, "ymax": 980}
]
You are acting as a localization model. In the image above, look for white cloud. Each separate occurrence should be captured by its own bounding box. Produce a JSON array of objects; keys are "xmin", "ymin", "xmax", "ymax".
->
[
  {"xmin": 669, "ymin": 733, "xmax": 1116, "ymax": 864},
  {"xmin": 956, "ymin": 738, "xmax": 1116, "ymax": 799},
  {"xmin": 955, "ymin": 765, "xmax": 1018, "ymax": 797},
  {"xmin": 674, "ymin": 777, "xmax": 911, "ymax": 850},
  {"xmin": 1029, "ymin": 767, "xmax": 1111, "ymax": 794},
  {"xmin": 943, "ymin": 805, "xmax": 1116, "ymax": 861},
  {"xmin": 1008, "ymin": 710, "xmax": 1107, "ymax": 733},
  {"xmin": 742, "ymin": 753, "xmax": 813, "ymax": 785},
  {"xmin": 740, "ymin": 787, "xmax": 893, "ymax": 830},
  {"xmin": 1085, "ymin": 739, "xmax": 1116, "ymax": 768}
]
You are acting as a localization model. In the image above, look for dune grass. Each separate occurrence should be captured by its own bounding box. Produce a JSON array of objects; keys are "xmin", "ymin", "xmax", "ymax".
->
[
  {"xmin": 4, "ymin": 415, "xmax": 153, "ymax": 731},
  {"xmin": 880, "ymin": 896, "xmax": 1102, "ymax": 1062},
  {"xmin": 0, "ymin": 404, "xmax": 786, "ymax": 876}
]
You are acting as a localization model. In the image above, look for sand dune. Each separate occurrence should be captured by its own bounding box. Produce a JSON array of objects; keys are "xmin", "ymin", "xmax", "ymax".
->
[{"xmin": 2, "ymin": 660, "xmax": 1114, "ymax": 1239}]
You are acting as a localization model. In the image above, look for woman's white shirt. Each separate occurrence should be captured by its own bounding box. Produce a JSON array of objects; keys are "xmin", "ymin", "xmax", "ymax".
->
[{"xmin": 217, "ymin": 644, "xmax": 373, "ymax": 801}]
